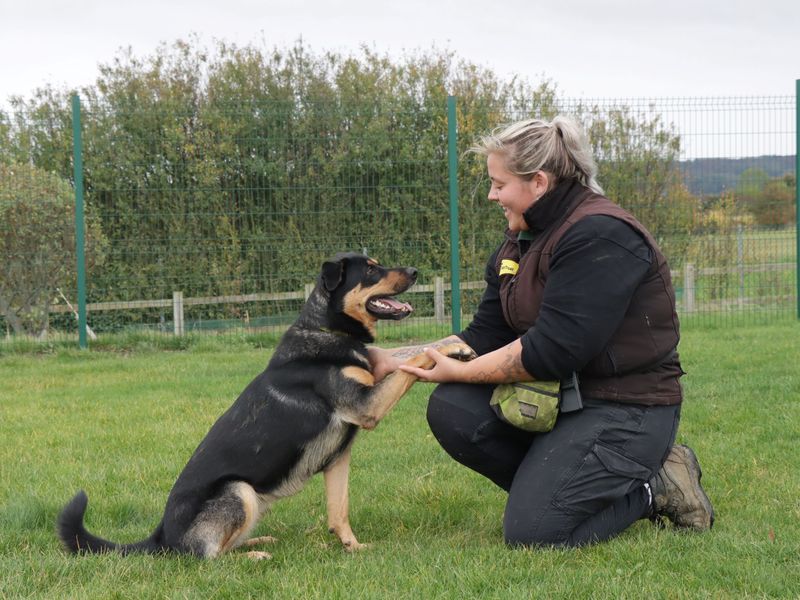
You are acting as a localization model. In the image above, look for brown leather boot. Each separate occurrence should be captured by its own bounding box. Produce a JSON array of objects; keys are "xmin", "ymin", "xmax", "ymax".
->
[{"xmin": 649, "ymin": 444, "xmax": 714, "ymax": 531}]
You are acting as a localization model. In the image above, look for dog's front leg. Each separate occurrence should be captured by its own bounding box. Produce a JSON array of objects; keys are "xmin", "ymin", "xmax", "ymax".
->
[
  {"xmin": 352, "ymin": 370, "xmax": 415, "ymax": 430},
  {"xmin": 355, "ymin": 342, "xmax": 477, "ymax": 429},
  {"xmin": 323, "ymin": 444, "xmax": 366, "ymax": 552},
  {"xmin": 338, "ymin": 366, "xmax": 416, "ymax": 430}
]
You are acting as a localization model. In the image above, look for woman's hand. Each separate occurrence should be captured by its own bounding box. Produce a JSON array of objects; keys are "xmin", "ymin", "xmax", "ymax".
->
[
  {"xmin": 398, "ymin": 347, "xmax": 470, "ymax": 382},
  {"xmin": 399, "ymin": 338, "xmax": 531, "ymax": 385},
  {"xmin": 368, "ymin": 335, "xmax": 465, "ymax": 383},
  {"xmin": 367, "ymin": 346, "xmax": 400, "ymax": 383}
]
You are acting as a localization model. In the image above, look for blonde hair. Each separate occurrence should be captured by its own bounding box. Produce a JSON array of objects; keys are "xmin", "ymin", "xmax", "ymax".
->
[{"xmin": 471, "ymin": 116, "xmax": 604, "ymax": 194}]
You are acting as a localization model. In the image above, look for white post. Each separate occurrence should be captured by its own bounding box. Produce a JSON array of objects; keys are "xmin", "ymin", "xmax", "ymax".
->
[
  {"xmin": 737, "ymin": 224, "xmax": 745, "ymax": 309},
  {"xmin": 173, "ymin": 291, "xmax": 184, "ymax": 336},
  {"xmin": 304, "ymin": 283, "xmax": 315, "ymax": 301},
  {"xmin": 683, "ymin": 264, "xmax": 696, "ymax": 313},
  {"xmin": 434, "ymin": 277, "xmax": 445, "ymax": 323}
]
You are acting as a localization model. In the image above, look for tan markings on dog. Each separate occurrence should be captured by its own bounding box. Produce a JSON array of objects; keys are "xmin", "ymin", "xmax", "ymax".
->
[
  {"xmin": 382, "ymin": 270, "xmax": 409, "ymax": 290},
  {"xmin": 341, "ymin": 366, "xmax": 375, "ymax": 387},
  {"xmin": 324, "ymin": 444, "xmax": 365, "ymax": 551},
  {"xmin": 342, "ymin": 271, "xmax": 409, "ymax": 335},
  {"xmin": 219, "ymin": 482, "xmax": 261, "ymax": 553},
  {"xmin": 342, "ymin": 284, "xmax": 375, "ymax": 336},
  {"xmin": 183, "ymin": 481, "xmax": 263, "ymax": 557}
]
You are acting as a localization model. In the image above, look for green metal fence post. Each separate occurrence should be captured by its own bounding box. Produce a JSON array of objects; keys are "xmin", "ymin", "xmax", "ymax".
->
[
  {"xmin": 447, "ymin": 95, "xmax": 461, "ymax": 333},
  {"xmin": 72, "ymin": 94, "xmax": 88, "ymax": 348},
  {"xmin": 796, "ymin": 80, "xmax": 800, "ymax": 320}
]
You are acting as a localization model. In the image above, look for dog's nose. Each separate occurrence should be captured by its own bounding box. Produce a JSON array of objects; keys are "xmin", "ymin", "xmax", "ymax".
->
[{"xmin": 405, "ymin": 267, "xmax": 418, "ymax": 282}]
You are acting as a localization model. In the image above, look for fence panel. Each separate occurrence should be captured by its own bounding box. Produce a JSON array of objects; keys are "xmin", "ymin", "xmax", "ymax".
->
[
  {"xmin": 80, "ymin": 98, "xmax": 453, "ymax": 342},
  {"xmin": 456, "ymin": 96, "xmax": 797, "ymax": 329},
  {"xmin": 0, "ymin": 94, "xmax": 796, "ymax": 345}
]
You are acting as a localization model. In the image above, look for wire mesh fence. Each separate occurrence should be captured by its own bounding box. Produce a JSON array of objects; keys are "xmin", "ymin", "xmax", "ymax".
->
[{"xmin": 0, "ymin": 93, "xmax": 797, "ymax": 346}]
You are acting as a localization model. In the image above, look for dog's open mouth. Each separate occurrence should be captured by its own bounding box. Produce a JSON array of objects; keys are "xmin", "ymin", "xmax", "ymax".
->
[{"xmin": 366, "ymin": 296, "xmax": 413, "ymax": 320}]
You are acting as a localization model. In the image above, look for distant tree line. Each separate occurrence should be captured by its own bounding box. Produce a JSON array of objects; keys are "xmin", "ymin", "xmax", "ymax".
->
[
  {"xmin": 681, "ymin": 156, "xmax": 795, "ymax": 197},
  {"xmin": 1, "ymin": 39, "xmax": 792, "ymax": 336}
]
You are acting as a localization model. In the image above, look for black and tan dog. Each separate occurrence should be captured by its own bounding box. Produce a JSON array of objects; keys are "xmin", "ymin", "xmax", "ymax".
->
[{"xmin": 57, "ymin": 252, "xmax": 475, "ymax": 559}]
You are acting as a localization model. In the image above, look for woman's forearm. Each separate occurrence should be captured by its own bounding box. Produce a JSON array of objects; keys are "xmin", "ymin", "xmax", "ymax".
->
[
  {"xmin": 398, "ymin": 337, "xmax": 532, "ymax": 384},
  {"xmin": 461, "ymin": 338, "xmax": 531, "ymax": 384}
]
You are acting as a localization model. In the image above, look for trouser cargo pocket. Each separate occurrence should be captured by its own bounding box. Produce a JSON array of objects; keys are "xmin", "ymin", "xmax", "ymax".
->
[{"xmin": 552, "ymin": 442, "xmax": 653, "ymax": 517}]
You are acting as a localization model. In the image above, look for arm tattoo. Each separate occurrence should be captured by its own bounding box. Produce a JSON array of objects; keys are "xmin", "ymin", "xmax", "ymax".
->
[{"xmin": 467, "ymin": 342, "xmax": 530, "ymax": 384}]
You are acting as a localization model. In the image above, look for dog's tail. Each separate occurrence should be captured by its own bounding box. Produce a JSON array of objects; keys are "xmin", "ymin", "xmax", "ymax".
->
[{"xmin": 57, "ymin": 490, "xmax": 161, "ymax": 555}]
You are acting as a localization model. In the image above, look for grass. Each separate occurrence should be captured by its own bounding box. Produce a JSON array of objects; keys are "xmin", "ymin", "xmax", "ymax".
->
[{"xmin": 1, "ymin": 321, "xmax": 799, "ymax": 599}]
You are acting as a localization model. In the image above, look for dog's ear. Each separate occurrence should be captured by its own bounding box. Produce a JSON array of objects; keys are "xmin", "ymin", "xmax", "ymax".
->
[{"xmin": 321, "ymin": 258, "xmax": 345, "ymax": 292}]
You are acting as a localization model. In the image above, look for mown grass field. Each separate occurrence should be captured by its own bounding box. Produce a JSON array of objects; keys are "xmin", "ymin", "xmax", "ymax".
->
[{"xmin": 1, "ymin": 321, "xmax": 799, "ymax": 599}]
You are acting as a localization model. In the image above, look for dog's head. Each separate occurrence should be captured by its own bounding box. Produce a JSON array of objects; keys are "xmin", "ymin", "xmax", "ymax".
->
[{"xmin": 320, "ymin": 252, "xmax": 417, "ymax": 342}]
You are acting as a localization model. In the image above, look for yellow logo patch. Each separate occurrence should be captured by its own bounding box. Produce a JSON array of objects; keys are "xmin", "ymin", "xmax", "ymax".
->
[{"xmin": 499, "ymin": 259, "xmax": 519, "ymax": 276}]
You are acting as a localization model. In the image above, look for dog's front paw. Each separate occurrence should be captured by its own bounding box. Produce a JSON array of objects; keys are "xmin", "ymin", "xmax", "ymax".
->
[
  {"xmin": 330, "ymin": 524, "xmax": 368, "ymax": 552},
  {"xmin": 343, "ymin": 539, "xmax": 369, "ymax": 552},
  {"xmin": 438, "ymin": 342, "xmax": 478, "ymax": 362}
]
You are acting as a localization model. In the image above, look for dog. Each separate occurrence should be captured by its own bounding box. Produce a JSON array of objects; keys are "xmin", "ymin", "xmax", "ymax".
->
[{"xmin": 57, "ymin": 252, "xmax": 476, "ymax": 559}]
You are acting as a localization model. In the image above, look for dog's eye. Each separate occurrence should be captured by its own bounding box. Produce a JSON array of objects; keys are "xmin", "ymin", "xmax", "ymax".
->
[{"xmin": 366, "ymin": 265, "xmax": 377, "ymax": 275}]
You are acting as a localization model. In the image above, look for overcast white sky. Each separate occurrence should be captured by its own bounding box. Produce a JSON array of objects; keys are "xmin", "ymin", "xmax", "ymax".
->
[{"xmin": 2, "ymin": 0, "xmax": 799, "ymax": 107}]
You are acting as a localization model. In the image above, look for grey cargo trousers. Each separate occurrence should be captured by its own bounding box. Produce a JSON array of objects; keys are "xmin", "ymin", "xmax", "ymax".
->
[{"xmin": 426, "ymin": 383, "xmax": 680, "ymax": 547}]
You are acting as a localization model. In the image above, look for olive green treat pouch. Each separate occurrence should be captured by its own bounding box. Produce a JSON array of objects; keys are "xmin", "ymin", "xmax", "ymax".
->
[{"xmin": 490, "ymin": 381, "xmax": 560, "ymax": 432}]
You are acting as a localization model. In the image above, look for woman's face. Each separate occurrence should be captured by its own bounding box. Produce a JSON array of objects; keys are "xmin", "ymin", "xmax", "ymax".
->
[{"xmin": 486, "ymin": 153, "xmax": 549, "ymax": 232}]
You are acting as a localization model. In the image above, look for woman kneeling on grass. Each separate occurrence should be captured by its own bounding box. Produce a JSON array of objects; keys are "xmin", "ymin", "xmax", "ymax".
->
[{"xmin": 369, "ymin": 116, "xmax": 714, "ymax": 548}]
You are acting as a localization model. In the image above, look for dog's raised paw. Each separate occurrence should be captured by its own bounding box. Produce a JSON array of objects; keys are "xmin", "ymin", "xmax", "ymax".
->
[{"xmin": 440, "ymin": 343, "xmax": 478, "ymax": 362}]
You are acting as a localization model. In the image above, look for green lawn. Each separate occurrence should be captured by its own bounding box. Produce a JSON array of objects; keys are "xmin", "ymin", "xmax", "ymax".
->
[{"xmin": 1, "ymin": 322, "xmax": 799, "ymax": 599}]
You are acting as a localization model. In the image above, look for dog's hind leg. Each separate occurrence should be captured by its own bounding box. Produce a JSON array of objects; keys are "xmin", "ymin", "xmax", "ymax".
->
[
  {"xmin": 182, "ymin": 481, "xmax": 265, "ymax": 559},
  {"xmin": 324, "ymin": 444, "xmax": 365, "ymax": 552}
]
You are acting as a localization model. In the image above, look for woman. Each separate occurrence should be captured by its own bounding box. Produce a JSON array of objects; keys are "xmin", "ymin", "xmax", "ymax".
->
[{"xmin": 369, "ymin": 116, "xmax": 714, "ymax": 547}]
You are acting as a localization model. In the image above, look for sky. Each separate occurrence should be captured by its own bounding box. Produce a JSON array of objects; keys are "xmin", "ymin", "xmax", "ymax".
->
[{"xmin": 2, "ymin": 0, "xmax": 799, "ymax": 107}]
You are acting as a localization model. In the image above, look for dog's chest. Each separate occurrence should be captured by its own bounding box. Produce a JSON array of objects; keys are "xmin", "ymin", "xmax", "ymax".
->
[{"xmin": 272, "ymin": 417, "xmax": 356, "ymax": 498}]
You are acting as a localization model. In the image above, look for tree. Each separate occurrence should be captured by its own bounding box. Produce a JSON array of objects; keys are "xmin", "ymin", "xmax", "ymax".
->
[
  {"xmin": 2, "ymin": 38, "xmax": 701, "ymax": 330},
  {"xmin": 0, "ymin": 162, "xmax": 106, "ymax": 337},
  {"xmin": 738, "ymin": 170, "xmax": 795, "ymax": 227}
]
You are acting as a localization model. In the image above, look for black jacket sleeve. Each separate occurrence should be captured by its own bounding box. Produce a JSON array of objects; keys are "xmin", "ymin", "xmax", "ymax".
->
[
  {"xmin": 519, "ymin": 215, "xmax": 653, "ymax": 380},
  {"xmin": 457, "ymin": 245, "xmax": 518, "ymax": 356}
]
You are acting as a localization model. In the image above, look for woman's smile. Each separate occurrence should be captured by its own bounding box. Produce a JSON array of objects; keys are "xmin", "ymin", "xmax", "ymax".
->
[{"xmin": 486, "ymin": 153, "xmax": 549, "ymax": 232}]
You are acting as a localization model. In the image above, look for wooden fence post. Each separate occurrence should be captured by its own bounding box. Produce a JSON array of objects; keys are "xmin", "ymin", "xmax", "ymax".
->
[
  {"xmin": 434, "ymin": 277, "xmax": 445, "ymax": 323},
  {"xmin": 173, "ymin": 291, "xmax": 184, "ymax": 336},
  {"xmin": 683, "ymin": 264, "xmax": 696, "ymax": 313}
]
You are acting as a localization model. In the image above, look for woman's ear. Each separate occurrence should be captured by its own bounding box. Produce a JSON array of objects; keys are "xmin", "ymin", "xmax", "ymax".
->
[{"xmin": 529, "ymin": 171, "xmax": 551, "ymax": 198}]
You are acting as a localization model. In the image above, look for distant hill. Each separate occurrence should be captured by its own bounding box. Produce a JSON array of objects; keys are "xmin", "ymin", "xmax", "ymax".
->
[{"xmin": 679, "ymin": 155, "xmax": 795, "ymax": 196}]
